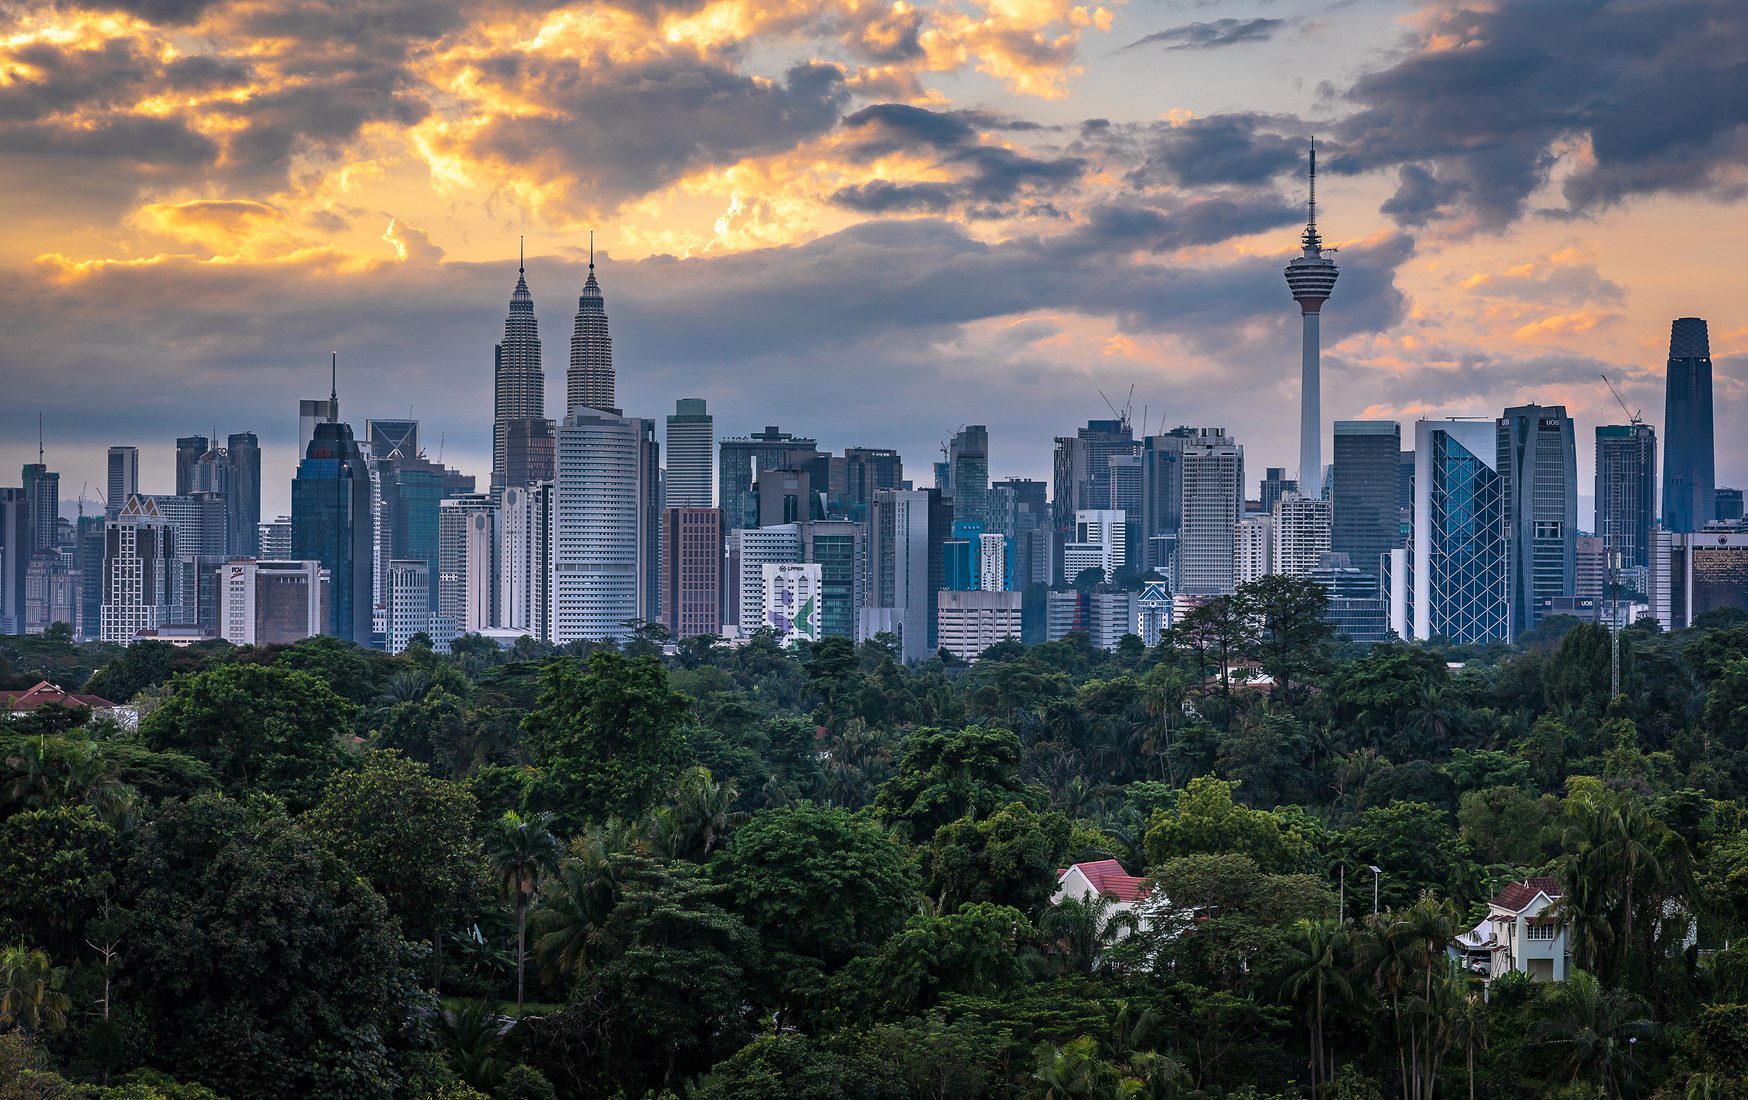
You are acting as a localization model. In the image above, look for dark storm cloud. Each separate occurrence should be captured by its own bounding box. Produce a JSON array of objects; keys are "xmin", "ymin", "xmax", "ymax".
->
[
  {"xmin": 1125, "ymin": 18, "xmax": 1285, "ymax": 51},
  {"xmin": 840, "ymin": 104, "xmax": 1040, "ymax": 160},
  {"xmin": 1070, "ymin": 193, "xmax": 1302, "ymax": 252},
  {"xmin": 1338, "ymin": 0, "xmax": 1748, "ymax": 226},
  {"xmin": 457, "ymin": 58, "xmax": 849, "ymax": 207},
  {"xmin": 1123, "ymin": 113, "xmax": 1310, "ymax": 189}
]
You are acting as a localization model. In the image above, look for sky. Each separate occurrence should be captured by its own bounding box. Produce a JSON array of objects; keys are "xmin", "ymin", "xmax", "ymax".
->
[{"xmin": 2, "ymin": 0, "xmax": 1746, "ymax": 521}]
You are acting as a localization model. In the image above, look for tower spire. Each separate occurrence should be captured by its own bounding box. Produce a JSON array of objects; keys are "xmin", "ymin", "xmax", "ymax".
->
[
  {"xmin": 519, "ymin": 235, "xmax": 525, "ymax": 275},
  {"xmin": 589, "ymin": 230, "xmax": 595, "ymax": 271},
  {"xmin": 330, "ymin": 351, "xmax": 338, "ymax": 422},
  {"xmin": 1302, "ymin": 143, "xmax": 1322, "ymax": 252}
]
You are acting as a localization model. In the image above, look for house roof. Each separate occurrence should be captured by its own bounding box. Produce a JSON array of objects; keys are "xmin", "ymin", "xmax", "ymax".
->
[
  {"xmin": 0, "ymin": 681, "xmax": 119, "ymax": 713},
  {"xmin": 1490, "ymin": 876, "xmax": 1561, "ymax": 913},
  {"xmin": 1058, "ymin": 859, "xmax": 1148, "ymax": 902}
]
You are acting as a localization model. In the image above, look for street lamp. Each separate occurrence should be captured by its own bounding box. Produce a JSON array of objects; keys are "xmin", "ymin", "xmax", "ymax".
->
[{"xmin": 1368, "ymin": 865, "xmax": 1382, "ymax": 915}]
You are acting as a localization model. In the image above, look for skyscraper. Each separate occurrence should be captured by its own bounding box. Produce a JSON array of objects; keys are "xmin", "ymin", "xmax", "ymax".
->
[
  {"xmin": 1177, "ymin": 428, "xmax": 1243, "ymax": 595},
  {"xmin": 101, "ymin": 495, "xmax": 176, "ymax": 644},
  {"xmin": 174, "ymin": 435, "xmax": 209, "ymax": 497},
  {"xmin": 1719, "ymin": 489, "xmax": 1746, "ymax": 523},
  {"xmin": 662, "ymin": 507, "xmax": 722, "ymax": 641},
  {"xmin": 1284, "ymin": 148, "xmax": 1339, "ymax": 500},
  {"xmin": 1498, "ymin": 404, "xmax": 1577, "ymax": 637},
  {"xmin": 1595, "ymin": 423, "xmax": 1656, "ymax": 573},
  {"xmin": 552, "ymin": 407, "xmax": 658, "ymax": 643},
  {"xmin": 1411, "ymin": 419, "xmax": 1507, "ymax": 644},
  {"xmin": 493, "ymin": 248, "xmax": 550, "ymax": 493},
  {"xmin": 1053, "ymin": 419, "xmax": 1139, "ymax": 581},
  {"xmin": 719, "ymin": 427, "xmax": 817, "ymax": 531},
  {"xmin": 567, "ymin": 242, "xmax": 615, "ymax": 415},
  {"xmin": 1273, "ymin": 492, "xmax": 1333, "ymax": 578},
  {"xmin": 1662, "ymin": 317, "xmax": 1716, "ymax": 532},
  {"xmin": 21, "ymin": 461, "xmax": 58, "ymax": 553},
  {"xmin": 949, "ymin": 425, "xmax": 991, "ymax": 530},
  {"xmin": 106, "ymin": 447, "xmax": 138, "ymax": 520},
  {"xmin": 226, "ymin": 432, "xmax": 261, "ymax": 558},
  {"xmin": 1259, "ymin": 468, "xmax": 1298, "ymax": 517},
  {"xmin": 439, "ymin": 494, "xmax": 497, "ymax": 633},
  {"xmin": 869, "ymin": 487, "xmax": 949, "ymax": 662},
  {"xmin": 291, "ymin": 416, "xmax": 374, "ymax": 644},
  {"xmin": 0, "ymin": 489, "xmax": 26, "ymax": 634},
  {"xmin": 666, "ymin": 398, "xmax": 715, "ymax": 508},
  {"xmin": 300, "ymin": 399, "xmax": 338, "ymax": 456},
  {"xmin": 1332, "ymin": 420, "xmax": 1402, "ymax": 592}
]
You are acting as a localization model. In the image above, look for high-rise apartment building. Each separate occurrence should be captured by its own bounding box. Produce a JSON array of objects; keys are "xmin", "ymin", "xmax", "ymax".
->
[
  {"xmin": 552, "ymin": 407, "xmax": 658, "ymax": 643},
  {"xmin": 1274, "ymin": 493, "xmax": 1333, "ymax": 578},
  {"xmin": 726, "ymin": 524, "xmax": 802, "ymax": 633},
  {"xmin": 106, "ymin": 447, "xmax": 139, "ymax": 520},
  {"xmin": 978, "ymin": 531, "xmax": 1010, "ymax": 591},
  {"xmin": 661, "ymin": 507, "xmax": 722, "ymax": 641},
  {"xmin": 1594, "ymin": 423, "xmax": 1656, "ymax": 575},
  {"xmin": 1332, "ymin": 420, "xmax": 1402, "ymax": 592},
  {"xmin": 1662, "ymin": 317, "xmax": 1716, "ymax": 532},
  {"xmin": 567, "ymin": 249, "xmax": 616, "ymax": 415},
  {"xmin": 1064, "ymin": 509, "xmax": 1125, "ymax": 584},
  {"xmin": 666, "ymin": 399, "xmax": 714, "ymax": 508},
  {"xmin": 1410, "ymin": 419, "xmax": 1508, "ymax": 643},
  {"xmin": 218, "ymin": 559, "xmax": 326, "ymax": 646},
  {"xmin": 225, "ymin": 432, "xmax": 261, "ymax": 558},
  {"xmin": 386, "ymin": 559, "xmax": 432, "ymax": 654},
  {"xmin": 1284, "ymin": 149, "xmax": 1339, "ymax": 500},
  {"xmin": 720, "ymin": 427, "xmax": 817, "ymax": 531},
  {"xmin": 439, "ymin": 495, "xmax": 497, "ymax": 634},
  {"xmin": 1177, "ymin": 428, "xmax": 1243, "ymax": 595},
  {"xmin": 1234, "ymin": 516, "xmax": 1273, "ymax": 585},
  {"xmin": 492, "ymin": 256, "xmax": 550, "ymax": 493},
  {"xmin": 1498, "ymin": 404, "xmax": 1577, "ymax": 637},
  {"xmin": 101, "ymin": 496, "xmax": 176, "ymax": 643},
  {"xmin": 291, "ymin": 421, "xmax": 374, "ymax": 643}
]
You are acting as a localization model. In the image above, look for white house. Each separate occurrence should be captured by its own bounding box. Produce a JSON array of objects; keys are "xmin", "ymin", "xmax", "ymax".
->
[
  {"xmin": 1053, "ymin": 860, "xmax": 1149, "ymax": 928},
  {"xmin": 1454, "ymin": 876, "xmax": 1569, "ymax": 982}
]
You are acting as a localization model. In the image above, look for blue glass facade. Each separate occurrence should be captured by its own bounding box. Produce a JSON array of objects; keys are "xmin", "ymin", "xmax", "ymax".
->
[
  {"xmin": 1662, "ymin": 317, "xmax": 1715, "ymax": 533},
  {"xmin": 292, "ymin": 422, "xmax": 374, "ymax": 642},
  {"xmin": 1415, "ymin": 421, "xmax": 1507, "ymax": 644}
]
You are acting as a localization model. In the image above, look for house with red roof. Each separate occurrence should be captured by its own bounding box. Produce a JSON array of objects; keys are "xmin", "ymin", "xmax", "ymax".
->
[
  {"xmin": 0, "ymin": 680, "xmax": 121, "ymax": 717},
  {"xmin": 1053, "ymin": 860, "xmax": 1151, "ymax": 935},
  {"xmin": 1453, "ymin": 876, "xmax": 1568, "ymax": 982}
]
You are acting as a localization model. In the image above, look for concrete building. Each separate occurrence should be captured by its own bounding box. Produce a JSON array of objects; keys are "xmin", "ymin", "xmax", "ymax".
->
[
  {"xmin": 1137, "ymin": 580, "xmax": 1172, "ymax": 647},
  {"xmin": 439, "ymin": 494, "xmax": 497, "ymax": 634},
  {"xmin": 491, "ymin": 256, "xmax": 549, "ymax": 494},
  {"xmin": 1595, "ymin": 423, "xmax": 1656, "ymax": 576},
  {"xmin": 386, "ymin": 559, "xmax": 432, "ymax": 654},
  {"xmin": 665, "ymin": 398, "xmax": 714, "ymax": 508},
  {"xmin": 869, "ymin": 487, "xmax": 949, "ymax": 662},
  {"xmin": 217, "ymin": 559, "xmax": 326, "ymax": 646},
  {"xmin": 1284, "ymin": 149, "xmax": 1339, "ymax": 499},
  {"xmin": 1649, "ymin": 526, "xmax": 1748, "ymax": 630},
  {"xmin": 552, "ymin": 408, "xmax": 659, "ymax": 643},
  {"xmin": 1063, "ymin": 509, "xmax": 1126, "ymax": 584},
  {"xmin": 1233, "ymin": 516, "xmax": 1273, "ymax": 586},
  {"xmin": 762, "ymin": 562, "xmax": 822, "ymax": 646},
  {"xmin": 0, "ymin": 489, "xmax": 29, "ymax": 634},
  {"xmin": 661, "ymin": 507, "xmax": 722, "ymax": 641},
  {"xmin": 726, "ymin": 524, "xmax": 802, "ymax": 635},
  {"xmin": 1178, "ymin": 428, "xmax": 1243, "ymax": 595},
  {"xmin": 1273, "ymin": 493, "xmax": 1333, "ymax": 579},
  {"xmin": 105, "ymin": 446, "xmax": 139, "ymax": 521},
  {"xmin": 1455, "ymin": 878, "xmax": 1569, "ymax": 983},
  {"xmin": 567, "ymin": 249, "xmax": 616, "ymax": 415},
  {"xmin": 258, "ymin": 517, "xmax": 292, "ymax": 560},
  {"xmin": 101, "ymin": 496, "xmax": 176, "ymax": 643},
  {"xmin": 936, "ymin": 589, "xmax": 1022, "ymax": 661},
  {"xmin": 720, "ymin": 427, "xmax": 817, "ymax": 532},
  {"xmin": 756, "ymin": 466, "xmax": 814, "ymax": 527}
]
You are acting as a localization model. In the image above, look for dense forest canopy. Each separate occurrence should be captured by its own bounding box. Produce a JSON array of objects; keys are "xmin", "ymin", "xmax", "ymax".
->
[{"xmin": 4, "ymin": 580, "xmax": 1748, "ymax": 1099}]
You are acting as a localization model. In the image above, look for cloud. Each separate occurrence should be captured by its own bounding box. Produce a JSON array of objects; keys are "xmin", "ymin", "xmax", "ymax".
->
[
  {"xmin": 1125, "ymin": 18, "xmax": 1285, "ymax": 52},
  {"xmin": 1117, "ymin": 113, "xmax": 1310, "ymax": 190}
]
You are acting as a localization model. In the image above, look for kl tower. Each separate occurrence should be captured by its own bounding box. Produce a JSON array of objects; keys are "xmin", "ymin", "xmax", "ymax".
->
[{"xmin": 1284, "ymin": 147, "xmax": 1339, "ymax": 499}]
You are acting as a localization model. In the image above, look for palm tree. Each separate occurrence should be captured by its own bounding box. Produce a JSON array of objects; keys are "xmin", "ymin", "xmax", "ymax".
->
[
  {"xmin": 437, "ymin": 997, "xmax": 507, "ymax": 1091},
  {"xmin": 1355, "ymin": 912, "xmax": 1418, "ymax": 1097},
  {"xmin": 1448, "ymin": 986, "xmax": 1488, "ymax": 1100},
  {"xmin": 482, "ymin": 810, "xmax": 561, "ymax": 1012},
  {"xmin": 1028, "ymin": 1037, "xmax": 1111, "ymax": 1099},
  {"xmin": 1279, "ymin": 919, "xmax": 1353, "ymax": 1098},
  {"xmin": 645, "ymin": 767, "xmax": 742, "ymax": 862},
  {"xmin": 530, "ymin": 822, "xmax": 639, "ymax": 979},
  {"xmin": 0, "ymin": 942, "xmax": 70, "ymax": 1037},
  {"xmin": 1041, "ymin": 894, "xmax": 1138, "ymax": 976},
  {"xmin": 1532, "ymin": 970, "xmax": 1655, "ymax": 1098}
]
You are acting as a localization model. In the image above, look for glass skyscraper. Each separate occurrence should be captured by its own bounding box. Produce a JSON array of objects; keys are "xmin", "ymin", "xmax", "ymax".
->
[
  {"xmin": 1412, "ymin": 419, "xmax": 1507, "ymax": 644},
  {"xmin": 1661, "ymin": 317, "xmax": 1715, "ymax": 532},
  {"xmin": 291, "ymin": 421, "xmax": 374, "ymax": 643},
  {"xmin": 1595, "ymin": 423, "xmax": 1656, "ymax": 572},
  {"xmin": 1497, "ymin": 404, "xmax": 1576, "ymax": 638},
  {"xmin": 1332, "ymin": 419, "xmax": 1402, "ymax": 593}
]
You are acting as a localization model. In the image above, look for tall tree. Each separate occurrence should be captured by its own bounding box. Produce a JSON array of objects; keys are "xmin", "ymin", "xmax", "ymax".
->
[{"xmin": 482, "ymin": 810, "xmax": 562, "ymax": 1012}]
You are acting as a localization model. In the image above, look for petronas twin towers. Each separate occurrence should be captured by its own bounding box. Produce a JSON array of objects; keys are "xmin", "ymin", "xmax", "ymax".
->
[{"xmin": 490, "ymin": 242, "xmax": 617, "ymax": 493}]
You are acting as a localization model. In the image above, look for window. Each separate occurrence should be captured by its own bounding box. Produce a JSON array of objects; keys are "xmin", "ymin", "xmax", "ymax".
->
[{"xmin": 1526, "ymin": 921, "xmax": 1558, "ymax": 941}]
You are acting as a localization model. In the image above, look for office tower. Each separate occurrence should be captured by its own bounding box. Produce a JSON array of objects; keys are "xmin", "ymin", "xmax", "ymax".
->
[
  {"xmin": 173, "ymin": 435, "xmax": 208, "ymax": 497},
  {"xmin": 75, "ymin": 515, "xmax": 103, "ymax": 640},
  {"xmin": 935, "ymin": 590, "xmax": 1022, "ymax": 662},
  {"xmin": 869, "ymin": 487, "xmax": 949, "ymax": 662},
  {"xmin": 1313, "ymin": 552, "xmax": 1389, "ymax": 644},
  {"xmin": 367, "ymin": 420, "xmax": 420, "ymax": 462},
  {"xmin": 1575, "ymin": 535, "xmax": 1606, "ymax": 600},
  {"xmin": 299, "ymin": 400, "xmax": 338, "ymax": 456},
  {"xmin": 1594, "ymin": 423, "xmax": 1656, "ymax": 574},
  {"xmin": 1260, "ymin": 468, "xmax": 1298, "ymax": 517},
  {"xmin": 1137, "ymin": 581, "xmax": 1172, "ymax": 646},
  {"xmin": 552, "ymin": 408, "xmax": 658, "ymax": 643},
  {"xmin": 225, "ymin": 432, "xmax": 261, "ymax": 557},
  {"xmin": 291, "ymin": 420, "xmax": 374, "ymax": 643},
  {"xmin": 218, "ymin": 560, "xmax": 326, "ymax": 646},
  {"xmin": 191, "ymin": 446, "xmax": 227, "ymax": 497},
  {"xmin": 978, "ymin": 532, "xmax": 1010, "ymax": 591},
  {"xmin": 757, "ymin": 467, "xmax": 814, "ymax": 527},
  {"xmin": 1139, "ymin": 430, "xmax": 1190, "ymax": 576},
  {"xmin": 24, "ymin": 549, "xmax": 76, "ymax": 634},
  {"xmin": 259, "ymin": 517, "xmax": 292, "ymax": 559},
  {"xmin": 386, "ymin": 560, "xmax": 432, "ymax": 654},
  {"xmin": 1284, "ymin": 148, "xmax": 1339, "ymax": 499},
  {"xmin": 101, "ymin": 496, "xmax": 176, "ymax": 643},
  {"xmin": 719, "ymin": 427, "xmax": 818, "ymax": 531},
  {"xmin": 493, "ymin": 253, "xmax": 550, "ymax": 493},
  {"xmin": 0, "ymin": 489, "xmax": 26, "ymax": 634},
  {"xmin": 567, "ymin": 245, "xmax": 615, "ymax": 414},
  {"xmin": 1234, "ymin": 516, "xmax": 1273, "ymax": 585},
  {"xmin": 1052, "ymin": 419, "xmax": 1140, "ymax": 579},
  {"xmin": 498, "ymin": 483, "xmax": 554, "ymax": 639},
  {"xmin": 949, "ymin": 425, "xmax": 991, "ymax": 528},
  {"xmin": 1177, "ymin": 428, "xmax": 1244, "ymax": 595},
  {"xmin": 1064, "ymin": 510, "xmax": 1126, "ymax": 584},
  {"xmin": 1411, "ymin": 419, "xmax": 1508, "ymax": 643},
  {"xmin": 844, "ymin": 448, "xmax": 904, "ymax": 522},
  {"xmin": 439, "ymin": 495, "xmax": 497, "ymax": 634},
  {"xmin": 1331, "ymin": 420, "xmax": 1402, "ymax": 591},
  {"xmin": 1088, "ymin": 590, "xmax": 1139, "ymax": 651},
  {"xmin": 997, "ymin": 476, "xmax": 1052, "ymax": 587},
  {"xmin": 1662, "ymin": 317, "xmax": 1716, "ymax": 532},
  {"xmin": 1649, "ymin": 528, "xmax": 1748, "ymax": 630},
  {"xmin": 802, "ymin": 519, "xmax": 865, "ymax": 639},
  {"xmin": 1498, "ymin": 404, "xmax": 1577, "ymax": 637},
  {"xmin": 726, "ymin": 524, "xmax": 802, "ymax": 632},
  {"xmin": 662, "ymin": 507, "xmax": 722, "ymax": 641},
  {"xmin": 943, "ymin": 523, "xmax": 979, "ymax": 593},
  {"xmin": 1274, "ymin": 493, "xmax": 1333, "ymax": 579},
  {"xmin": 20, "ymin": 461, "xmax": 57, "ymax": 554},
  {"xmin": 1718, "ymin": 488, "xmax": 1745, "ymax": 523},
  {"xmin": 146, "ymin": 491, "xmax": 226, "ymax": 629},
  {"xmin": 105, "ymin": 447, "xmax": 138, "ymax": 520},
  {"xmin": 762, "ymin": 563, "xmax": 823, "ymax": 645},
  {"xmin": 666, "ymin": 399, "xmax": 714, "ymax": 508},
  {"xmin": 378, "ymin": 455, "xmax": 444, "ymax": 606}
]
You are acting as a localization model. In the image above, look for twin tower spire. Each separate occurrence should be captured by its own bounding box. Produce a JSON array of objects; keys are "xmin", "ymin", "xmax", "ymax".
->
[{"xmin": 491, "ymin": 236, "xmax": 616, "ymax": 491}]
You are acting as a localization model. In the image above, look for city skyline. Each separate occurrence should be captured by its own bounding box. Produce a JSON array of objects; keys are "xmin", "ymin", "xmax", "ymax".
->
[{"xmin": 3, "ymin": 0, "xmax": 1748, "ymax": 519}]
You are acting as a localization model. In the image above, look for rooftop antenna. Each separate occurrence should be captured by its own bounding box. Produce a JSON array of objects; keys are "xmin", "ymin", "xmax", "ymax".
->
[
  {"xmin": 1302, "ymin": 141, "xmax": 1323, "ymax": 252},
  {"xmin": 37, "ymin": 412, "xmax": 43, "ymax": 464},
  {"xmin": 329, "ymin": 351, "xmax": 338, "ymax": 422}
]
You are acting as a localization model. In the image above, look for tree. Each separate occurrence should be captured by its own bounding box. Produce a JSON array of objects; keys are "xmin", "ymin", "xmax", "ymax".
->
[
  {"xmin": 693, "ymin": 1033, "xmax": 907, "ymax": 1100},
  {"xmin": 0, "ymin": 805, "xmax": 117, "ymax": 958},
  {"xmin": 922, "ymin": 801, "xmax": 1072, "ymax": 914},
  {"xmin": 1038, "ymin": 893, "xmax": 1136, "ymax": 976},
  {"xmin": 521, "ymin": 653, "xmax": 689, "ymax": 828},
  {"xmin": 873, "ymin": 725, "xmax": 1036, "ymax": 841},
  {"xmin": 645, "ymin": 766, "xmax": 744, "ymax": 862},
  {"xmin": 482, "ymin": 810, "xmax": 562, "ymax": 1012},
  {"xmin": 1237, "ymin": 574, "xmax": 1333, "ymax": 703},
  {"xmin": 1333, "ymin": 802, "xmax": 1482, "ymax": 911},
  {"xmin": 829, "ymin": 903, "xmax": 1035, "ymax": 1026},
  {"xmin": 0, "ymin": 943, "xmax": 69, "ymax": 1037},
  {"xmin": 119, "ymin": 793, "xmax": 410, "ymax": 1099},
  {"xmin": 138, "ymin": 663, "xmax": 356, "ymax": 811},
  {"xmin": 1277, "ymin": 919, "xmax": 1353, "ymax": 1098},
  {"xmin": 1143, "ymin": 775, "xmax": 1311, "ymax": 872},
  {"xmin": 302, "ymin": 750, "xmax": 490, "ymax": 991},
  {"xmin": 1531, "ymin": 970, "xmax": 1655, "ymax": 1098}
]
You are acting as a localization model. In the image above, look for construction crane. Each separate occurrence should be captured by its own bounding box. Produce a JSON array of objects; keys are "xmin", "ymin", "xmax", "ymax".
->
[
  {"xmin": 1600, "ymin": 373, "xmax": 1642, "ymax": 425},
  {"xmin": 1098, "ymin": 385, "xmax": 1135, "ymax": 434}
]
